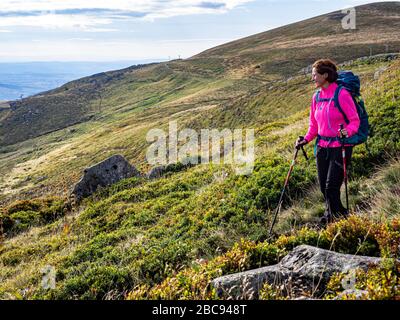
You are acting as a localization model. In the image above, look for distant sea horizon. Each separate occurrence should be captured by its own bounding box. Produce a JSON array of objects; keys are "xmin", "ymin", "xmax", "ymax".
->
[{"xmin": 0, "ymin": 59, "xmax": 166, "ymax": 101}]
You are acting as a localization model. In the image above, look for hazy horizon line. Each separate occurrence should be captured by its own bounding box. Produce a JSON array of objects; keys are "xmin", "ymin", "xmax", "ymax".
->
[{"xmin": 0, "ymin": 58, "xmax": 169, "ymax": 64}]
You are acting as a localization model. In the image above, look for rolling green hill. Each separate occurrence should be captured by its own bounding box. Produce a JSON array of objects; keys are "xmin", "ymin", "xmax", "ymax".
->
[{"xmin": 0, "ymin": 2, "xmax": 400, "ymax": 300}]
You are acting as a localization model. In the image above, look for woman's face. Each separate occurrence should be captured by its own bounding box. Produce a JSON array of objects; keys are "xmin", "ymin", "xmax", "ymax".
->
[{"xmin": 312, "ymin": 67, "xmax": 328, "ymax": 88}]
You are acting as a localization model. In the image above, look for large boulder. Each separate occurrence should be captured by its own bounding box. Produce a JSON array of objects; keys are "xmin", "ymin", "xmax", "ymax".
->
[
  {"xmin": 211, "ymin": 245, "xmax": 383, "ymax": 299},
  {"xmin": 71, "ymin": 155, "xmax": 141, "ymax": 203}
]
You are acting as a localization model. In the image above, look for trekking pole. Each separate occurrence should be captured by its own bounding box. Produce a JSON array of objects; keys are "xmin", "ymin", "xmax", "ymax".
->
[
  {"xmin": 268, "ymin": 137, "xmax": 306, "ymax": 237},
  {"xmin": 268, "ymin": 148, "xmax": 298, "ymax": 237},
  {"xmin": 299, "ymin": 136, "xmax": 309, "ymax": 161},
  {"xmin": 339, "ymin": 124, "xmax": 349, "ymax": 212}
]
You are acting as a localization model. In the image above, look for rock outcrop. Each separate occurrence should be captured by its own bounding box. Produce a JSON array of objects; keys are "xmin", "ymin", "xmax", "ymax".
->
[
  {"xmin": 71, "ymin": 154, "xmax": 141, "ymax": 202},
  {"xmin": 211, "ymin": 245, "xmax": 383, "ymax": 299}
]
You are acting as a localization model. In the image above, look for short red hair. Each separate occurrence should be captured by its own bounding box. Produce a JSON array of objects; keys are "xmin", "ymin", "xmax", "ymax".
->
[{"xmin": 312, "ymin": 59, "xmax": 338, "ymax": 83}]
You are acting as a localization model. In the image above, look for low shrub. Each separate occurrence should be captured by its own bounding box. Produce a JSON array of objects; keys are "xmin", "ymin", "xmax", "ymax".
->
[{"xmin": 0, "ymin": 197, "xmax": 69, "ymax": 236}]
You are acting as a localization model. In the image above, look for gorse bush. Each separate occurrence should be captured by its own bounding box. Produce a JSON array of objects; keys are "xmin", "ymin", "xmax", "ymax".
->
[
  {"xmin": 41, "ymin": 265, "xmax": 134, "ymax": 300},
  {"xmin": 323, "ymin": 216, "xmax": 400, "ymax": 258},
  {"xmin": 0, "ymin": 197, "xmax": 68, "ymax": 236},
  {"xmin": 326, "ymin": 259, "xmax": 400, "ymax": 300},
  {"xmin": 323, "ymin": 217, "xmax": 380, "ymax": 256}
]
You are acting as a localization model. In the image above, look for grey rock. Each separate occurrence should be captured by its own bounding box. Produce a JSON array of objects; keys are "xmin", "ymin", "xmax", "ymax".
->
[
  {"xmin": 293, "ymin": 296, "xmax": 319, "ymax": 300},
  {"xmin": 35, "ymin": 175, "xmax": 47, "ymax": 183},
  {"xmin": 333, "ymin": 289, "xmax": 369, "ymax": 300},
  {"xmin": 374, "ymin": 66, "xmax": 388, "ymax": 80},
  {"xmin": 211, "ymin": 245, "xmax": 382, "ymax": 300},
  {"xmin": 71, "ymin": 154, "xmax": 141, "ymax": 202}
]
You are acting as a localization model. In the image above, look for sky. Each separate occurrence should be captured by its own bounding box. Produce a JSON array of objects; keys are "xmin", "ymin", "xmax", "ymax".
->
[{"xmin": 0, "ymin": 0, "xmax": 396, "ymax": 62}]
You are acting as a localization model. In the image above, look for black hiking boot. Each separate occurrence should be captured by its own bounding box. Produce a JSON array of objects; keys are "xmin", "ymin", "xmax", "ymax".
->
[
  {"xmin": 318, "ymin": 212, "xmax": 332, "ymax": 228},
  {"xmin": 332, "ymin": 209, "xmax": 349, "ymax": 222}
]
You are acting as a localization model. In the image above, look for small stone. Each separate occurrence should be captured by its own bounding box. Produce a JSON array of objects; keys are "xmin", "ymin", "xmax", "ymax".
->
[{"xmin": 334, "ymin": 289, "xmax": 369, "ymax": 300}]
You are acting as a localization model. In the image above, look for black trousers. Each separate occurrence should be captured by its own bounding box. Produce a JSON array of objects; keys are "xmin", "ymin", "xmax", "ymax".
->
[{"xmin": 316, "ymin": 146, "xmax": 353, "ymax": 217}]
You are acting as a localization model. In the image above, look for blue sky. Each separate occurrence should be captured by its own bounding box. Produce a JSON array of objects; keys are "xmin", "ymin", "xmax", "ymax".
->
[{"xmin": 0, "ymin": 0, "xmax": 394, "ymax": 62}]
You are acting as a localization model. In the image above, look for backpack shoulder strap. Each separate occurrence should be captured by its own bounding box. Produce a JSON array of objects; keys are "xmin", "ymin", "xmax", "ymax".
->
[
  {"xmin": 315, "ymin": 89, "xmax": 333, "ymax": 102},
  {"xmin": 315, "ymin": 90, "xmax": 321, "ymax": 102},
  {"xmin": 333, "ymin": 86, "xmax": 350, "ymax": 124}
]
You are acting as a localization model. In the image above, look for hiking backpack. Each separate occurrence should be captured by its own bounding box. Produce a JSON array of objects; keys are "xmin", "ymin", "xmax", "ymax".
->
[{"xmin": 315, "ymin": 71, "xmax": 369, "ymax": 146}]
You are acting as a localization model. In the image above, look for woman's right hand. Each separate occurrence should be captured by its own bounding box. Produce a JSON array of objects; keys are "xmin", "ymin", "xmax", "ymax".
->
[{"xmin": 295, "ymin": 136, "xmax": 308, "ymax": 149}]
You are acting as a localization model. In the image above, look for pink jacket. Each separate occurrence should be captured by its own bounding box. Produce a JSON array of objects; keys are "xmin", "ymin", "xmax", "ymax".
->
[{"xmin": 304, "ymin": 82, "xmax": 360, "ymax": 148}]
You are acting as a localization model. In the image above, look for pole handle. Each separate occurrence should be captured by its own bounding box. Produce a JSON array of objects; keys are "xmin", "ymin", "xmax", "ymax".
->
[
  {"xmin": 339, "ymin": 123, "xmax": 345, "ymax": 139},
  {"xmin": 296, "ymin": 136, "xmax": 308, "ymax": 160}
]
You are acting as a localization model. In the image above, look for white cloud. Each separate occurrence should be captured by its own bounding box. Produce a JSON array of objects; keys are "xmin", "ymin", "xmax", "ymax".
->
[
  {"xmin": 66, "ymin": 38, "xmax": 94, "ymax": 41},
  {"xmin": 0, "ymin": 0, "xmax": 254, "ymax": 29},
  {"xmin": 81, "ymin": 28, "xmax": 119, "ymax": 33},
  {"xmin": 0, "ymin": 37, "xmax": 234, "ymax": 61},
  {"xmin": 0, "ymin": 0, "xmax": 251, "ymax": 11},
  {"xmin": 0, "ymin": 14, "xmax": 113, "ymax": 30}
]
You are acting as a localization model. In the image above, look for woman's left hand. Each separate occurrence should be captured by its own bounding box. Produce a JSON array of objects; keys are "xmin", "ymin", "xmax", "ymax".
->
[{"xmin": 338, "ymin": 127, "xmax": 349, "ymax": 138}]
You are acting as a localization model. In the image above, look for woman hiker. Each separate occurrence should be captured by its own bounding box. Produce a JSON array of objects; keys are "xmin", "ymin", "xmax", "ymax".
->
[{"xmin": 296, "ymin": 59, "xmax": 360, "ymax": 225}]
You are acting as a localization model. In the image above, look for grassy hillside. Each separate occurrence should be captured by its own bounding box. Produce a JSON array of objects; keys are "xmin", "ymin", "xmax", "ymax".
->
[
  {"xmin": 1, "ymin": 3, "xmax": 400, "ymax": 204},
  {"xmin": 1, "ymin": 56, "xmax": 399, "ymax": 299},
  {"xmin": 0, "ymin": 2, "xmax": 400, "ymax": 300},
  {"xmin": 193, "ymin": 2, "xmax": 400, "ymax": 73}
]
